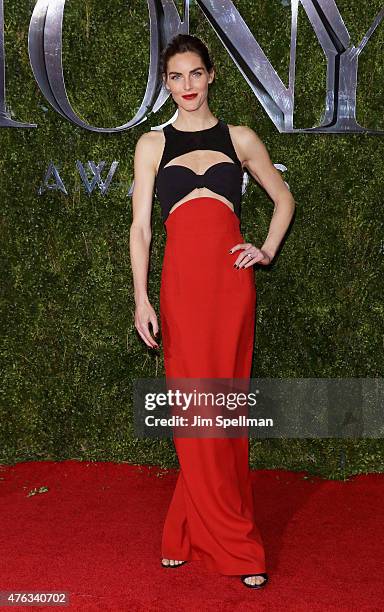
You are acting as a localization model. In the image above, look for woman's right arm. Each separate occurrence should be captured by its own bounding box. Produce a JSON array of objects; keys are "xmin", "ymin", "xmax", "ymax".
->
[{"xmin": 129, "ymin": 132, "xmax": 159, "ymax": 350}]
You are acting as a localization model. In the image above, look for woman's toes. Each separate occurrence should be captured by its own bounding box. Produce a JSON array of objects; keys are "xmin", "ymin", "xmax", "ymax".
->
[
  {"xmin": 161, "ymin": 558, "xmax": 184, "ymax": 566},
  {"xmin": 244, "ymin": 575, "xmax": 265, "ymax": 586}
]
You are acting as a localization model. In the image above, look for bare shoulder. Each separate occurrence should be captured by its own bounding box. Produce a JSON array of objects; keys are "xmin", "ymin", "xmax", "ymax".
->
[
  {"xmin": 135, "ymin": 128, "xmax": 163, "ymax": 150},
  {"xmin": 227, "ymin": 123, "xmax": 264, "ymax": 148},
  {"xmin": 134, "ymin": 129, "xmax": 165, "ymax": 172},
  {"xmin": 228, "ymin": 123, "xmax": 269, "ymax": 165}
]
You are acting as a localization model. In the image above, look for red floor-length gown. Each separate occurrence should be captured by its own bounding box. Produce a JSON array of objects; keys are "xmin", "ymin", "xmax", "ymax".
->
[{"xmin": 159, "ymin": 194, "xmax": 266, "ymax": 576}]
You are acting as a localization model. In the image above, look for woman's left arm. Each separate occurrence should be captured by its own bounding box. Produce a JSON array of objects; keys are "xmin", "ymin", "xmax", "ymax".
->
[{"xmin": 235, "ymin": 126, "xmax": 296, "ymax": 265}]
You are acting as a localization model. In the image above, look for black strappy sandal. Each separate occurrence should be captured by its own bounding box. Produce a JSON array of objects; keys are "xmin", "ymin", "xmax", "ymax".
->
[
  {"xmin": 161, "ymin": 560, "xmax": 188, "ymax": 568},
  {"xmin": 240, "ymin": 572, "xmax": 269, "ymax": 589}
]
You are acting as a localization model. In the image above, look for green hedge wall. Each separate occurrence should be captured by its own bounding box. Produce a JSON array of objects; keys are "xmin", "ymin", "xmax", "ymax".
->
[{"xmin": 1, "ymin": 0, "xmax": 383, "ymax": 478}]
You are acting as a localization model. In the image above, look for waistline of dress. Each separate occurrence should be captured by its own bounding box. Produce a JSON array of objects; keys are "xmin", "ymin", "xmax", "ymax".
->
[{"xmin": 163, "ymin": 196, "xmax": 241, "ymax": 234}]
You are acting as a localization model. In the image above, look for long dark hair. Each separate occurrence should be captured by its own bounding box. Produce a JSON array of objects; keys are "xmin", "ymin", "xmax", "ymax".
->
[{"xmin": 160, "ymin": 34, "xmax": 214, "ymax": 78}]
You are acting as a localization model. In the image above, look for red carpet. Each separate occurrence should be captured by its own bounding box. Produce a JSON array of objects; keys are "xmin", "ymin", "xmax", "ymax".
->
[{"xmin": 0, "ymin": 460, "xmax": 383, "ymax": 611}]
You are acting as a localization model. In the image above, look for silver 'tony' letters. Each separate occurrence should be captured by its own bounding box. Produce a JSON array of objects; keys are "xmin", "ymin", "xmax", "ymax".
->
[{"xmin": 0, "ymin": 0, "xmax": 383, "ymax": 133}]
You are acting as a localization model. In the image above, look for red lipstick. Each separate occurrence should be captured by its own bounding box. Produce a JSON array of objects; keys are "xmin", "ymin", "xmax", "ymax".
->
[{"xmin": 182, "ymin": 93, "xmax": 198, "ymax": 100}]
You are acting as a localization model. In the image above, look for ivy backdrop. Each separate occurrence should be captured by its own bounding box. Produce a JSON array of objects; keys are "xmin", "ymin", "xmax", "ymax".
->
[{"xmin": 1, "ymin": 0, "xmax": 383, "ymax": 478}]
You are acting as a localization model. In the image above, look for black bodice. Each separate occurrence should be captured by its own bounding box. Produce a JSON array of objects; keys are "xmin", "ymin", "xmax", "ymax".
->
[{"xmin": 155, "ymin": 119, "xmax": 243, "ymax": 223}]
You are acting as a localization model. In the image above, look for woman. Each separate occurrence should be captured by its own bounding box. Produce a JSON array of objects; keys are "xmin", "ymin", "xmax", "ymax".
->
[{"xmin": 130, "ymin": 34, "xmax": 295, "ymax": 589}]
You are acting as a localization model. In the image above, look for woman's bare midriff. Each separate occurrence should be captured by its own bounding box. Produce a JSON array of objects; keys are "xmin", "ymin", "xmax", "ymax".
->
[{"xmin": 168, "ymin": 189, "xmax": 235, "ymax": 216}]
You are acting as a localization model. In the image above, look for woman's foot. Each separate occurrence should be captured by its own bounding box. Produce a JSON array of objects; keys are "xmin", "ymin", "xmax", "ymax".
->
[
  {"xmin": 161, "ymin": 558, "xmax": 187, "ymax": 567},
  {"xmin": 241, "ymin": 573, "xmax": 269, "ymax": 588}
]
